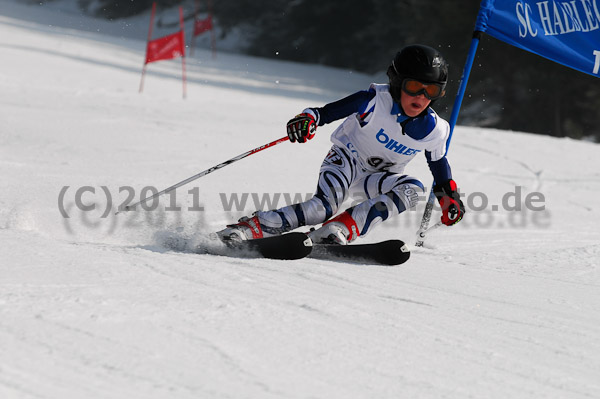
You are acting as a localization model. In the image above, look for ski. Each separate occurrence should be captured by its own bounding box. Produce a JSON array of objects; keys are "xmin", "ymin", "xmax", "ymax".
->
[
  {"xmin": 227, "ymin": 232, "xmax": 313, "ymax": 260},
  {"xmin": 309, "ymin": 239, "xmax": 410, "ymax": 266},
  {"xmin": 161, "ymin": 230, "xmax": 409, "ymax": 265},
  {"xmin": 158, "ymin": 231, "xmax": 312, "ymax": 260}
]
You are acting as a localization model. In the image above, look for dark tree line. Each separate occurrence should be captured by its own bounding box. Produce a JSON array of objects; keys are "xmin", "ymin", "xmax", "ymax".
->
[{"xmin": 42, "ymin": 0, "xmax": 600, "ymax": 141}]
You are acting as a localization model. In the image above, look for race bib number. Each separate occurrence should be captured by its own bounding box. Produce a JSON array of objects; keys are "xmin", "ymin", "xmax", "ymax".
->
[{"xmin": 367, "ymin": 156, "xmax": 395, "ymax": 171}]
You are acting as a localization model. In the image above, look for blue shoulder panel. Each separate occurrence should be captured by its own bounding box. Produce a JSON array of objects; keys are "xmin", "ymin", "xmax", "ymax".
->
[{"xmin": 402, "ymin": 108, "xmax": 437, "ymax": 140}]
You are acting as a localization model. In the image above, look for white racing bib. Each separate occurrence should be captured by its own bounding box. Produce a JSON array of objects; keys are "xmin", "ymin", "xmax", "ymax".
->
[{"xmin": 330, "ymin": 84, "xmax": 450, "ymax": 173}]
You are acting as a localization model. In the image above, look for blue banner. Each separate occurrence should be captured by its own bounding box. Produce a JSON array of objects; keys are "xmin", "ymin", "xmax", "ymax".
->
[{"xmin": 476, "ymin": 0, "xmax": 600, "ymax": 78}]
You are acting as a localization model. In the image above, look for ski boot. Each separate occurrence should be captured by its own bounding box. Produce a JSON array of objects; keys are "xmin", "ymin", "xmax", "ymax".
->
[
  {"xmin": 308, "ymin": 211, "xmax": 359, "ymax": 245},
  {"xmin": 216, "ymin": 215, "xmax": 264, "ymax": 244}
]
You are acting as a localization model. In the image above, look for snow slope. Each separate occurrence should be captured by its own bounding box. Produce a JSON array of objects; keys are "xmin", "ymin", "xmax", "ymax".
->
[{"xmin": 1, "ymin": 1, "xmax": 600, "ymax": 398}]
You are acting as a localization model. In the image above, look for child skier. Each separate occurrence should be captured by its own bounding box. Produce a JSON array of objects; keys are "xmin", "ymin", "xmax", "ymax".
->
[{"xmin": 218, "ymin": 44, "xmax": 465, "ymax": 245}]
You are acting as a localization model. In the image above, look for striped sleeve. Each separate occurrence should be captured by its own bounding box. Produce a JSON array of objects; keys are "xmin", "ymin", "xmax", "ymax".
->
[{"xmin": 307, "ymin": 88, "xmax": 376, "ymax": 126}]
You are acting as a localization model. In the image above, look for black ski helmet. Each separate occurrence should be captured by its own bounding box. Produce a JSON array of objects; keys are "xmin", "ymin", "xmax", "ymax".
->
[{"xmin": 387, "ymin": 44, "xmax": 448, "ymax": 103}]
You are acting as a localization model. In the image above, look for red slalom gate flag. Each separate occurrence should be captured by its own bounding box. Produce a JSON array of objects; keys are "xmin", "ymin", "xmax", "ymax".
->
[
  {"xmin": 139, "ymin": 3, "xmax": 187, "ymax": 98},
  {"xmin": 190, "ymin": 0, "xmax": 216, "ymax": 58},
  {"xmin": 194, "ymin": 15, "xmax": 213, "ymax": 36},
  {"xmin": 145, "ymin": 30, "xmax": 185, "ymax": 64}
]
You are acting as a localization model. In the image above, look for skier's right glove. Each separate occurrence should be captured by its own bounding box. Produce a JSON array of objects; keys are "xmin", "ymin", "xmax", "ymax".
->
[
  {"xmin": 433, "ymin": 179, "xmax": 465, "ymax": 226},
  {"xmin": 287, "ymin": 113, "xmax": 316, "ymax": 143}
]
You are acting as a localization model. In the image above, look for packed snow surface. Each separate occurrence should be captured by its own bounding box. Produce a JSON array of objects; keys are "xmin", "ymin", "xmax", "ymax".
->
[{"xmin": 1, "ymin": 1, "xmax": 599, "ymax": 398}]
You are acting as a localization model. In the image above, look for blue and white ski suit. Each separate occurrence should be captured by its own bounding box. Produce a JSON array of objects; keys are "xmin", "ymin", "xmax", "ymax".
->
[{"xmin": 256, "ymin": 83, "xmax": 453, "ymax": 238}]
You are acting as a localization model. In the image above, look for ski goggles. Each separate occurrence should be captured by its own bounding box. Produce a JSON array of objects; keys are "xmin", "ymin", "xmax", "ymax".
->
[{"xmin": 402, "ymin": 79, "xmax": 445, "ymax": 100}]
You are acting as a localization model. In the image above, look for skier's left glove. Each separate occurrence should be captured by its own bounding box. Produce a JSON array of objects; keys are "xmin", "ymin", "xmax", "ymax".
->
[
  {"xmin": 287, "ymin": 113, "xmax": 316, "ymax": 143},
  {"xmin": 434, "ymin": 179, "xmax": 465, "ymax": 226}
]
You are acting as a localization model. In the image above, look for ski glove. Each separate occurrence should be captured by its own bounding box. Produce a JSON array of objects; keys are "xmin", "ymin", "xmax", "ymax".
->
[
  {"xmin": 287, "ymin": 113, "xmax": 316, "ymax": 143},
  {"xmin": 433, "ymin": 179, "xmax": 465, "ymax": 226}
]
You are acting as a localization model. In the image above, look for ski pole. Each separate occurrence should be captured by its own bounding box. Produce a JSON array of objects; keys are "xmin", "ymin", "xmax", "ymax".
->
[
  {"xmin": 415, "ymin": 190, "xmax": 438, "ymax": 247},
  {"xmin": 415, "ymin": 220, "xmax": 443, "ymax": 245},
  {"xmin": 116, "ymin": 136, "xmax": 290, "ymax": 214}
]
